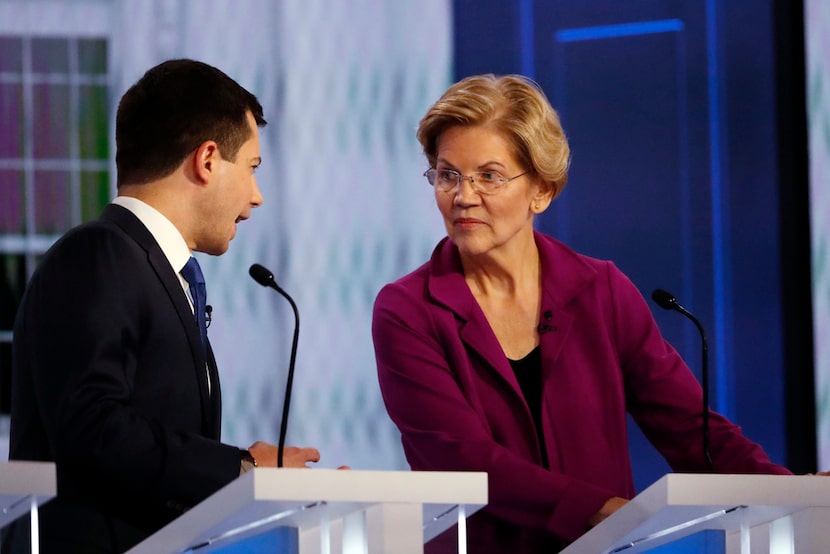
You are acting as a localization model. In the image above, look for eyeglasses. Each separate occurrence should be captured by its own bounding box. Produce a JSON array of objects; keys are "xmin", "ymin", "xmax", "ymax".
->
[{"xmin": 424, "ymin": 168, "xmax": 529, "ymax": 195}]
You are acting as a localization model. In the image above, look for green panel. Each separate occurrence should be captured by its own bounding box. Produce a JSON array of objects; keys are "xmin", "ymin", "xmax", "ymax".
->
[
  {"xmin": 80, "ymin": 171, "xmax": 109, "ymax": 221},
  {"xmin": 78, "ymin": 84, "xmax": 109, "ymax": 160}
]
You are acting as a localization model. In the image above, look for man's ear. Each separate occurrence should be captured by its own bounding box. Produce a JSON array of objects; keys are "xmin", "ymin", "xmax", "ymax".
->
[{"xmin": 192, "ymin": 141, "xmax": 220, "ymax": 184}]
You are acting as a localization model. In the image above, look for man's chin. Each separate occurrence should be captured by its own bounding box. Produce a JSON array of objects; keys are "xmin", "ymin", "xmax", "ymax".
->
[{"xmin": 198, "ymin": 242, "xmax": 230, "ymax": 256}]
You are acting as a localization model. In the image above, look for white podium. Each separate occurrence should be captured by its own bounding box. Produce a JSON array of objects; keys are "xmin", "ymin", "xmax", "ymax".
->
[
  {"xmin": 562, "ymin": 474, "xmax": 830, "ymax": 553},
  {"xmin": 0, "ymin": 461, "xmax": 57, "ymax": 553},
  {"xmin": 128, "ymin": 469, "xmax": 487, "ymax": 554}
]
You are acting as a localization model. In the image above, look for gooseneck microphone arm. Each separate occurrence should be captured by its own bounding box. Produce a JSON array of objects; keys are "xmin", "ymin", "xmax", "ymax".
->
[
  {"xmin": 651, "ymin": 288, "xmax": 714, "ymax": 472},
  {"xmin": 249, "ymin": 263, "xmax": 300, "ymax": 468}
]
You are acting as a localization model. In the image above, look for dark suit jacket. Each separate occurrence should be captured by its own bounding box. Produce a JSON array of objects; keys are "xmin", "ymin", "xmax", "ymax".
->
[
  {"xmin": 373, "ymin": 232, "xmax": 790, "ymax": 553},
  {"xmin": 8, "ymin": 204, "xmax": 242, "ymax": 552}
]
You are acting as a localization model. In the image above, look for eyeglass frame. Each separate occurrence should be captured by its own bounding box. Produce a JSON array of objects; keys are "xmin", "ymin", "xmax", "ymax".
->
[{"xmin": 423, "ymin": 167, "xmax": 530, "ymax": 196}]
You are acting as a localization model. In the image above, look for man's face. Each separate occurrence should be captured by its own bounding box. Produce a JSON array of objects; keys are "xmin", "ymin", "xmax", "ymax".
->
[{"xmin": 196, "ymin": 111, "xmax": 263, "ymax": 255}]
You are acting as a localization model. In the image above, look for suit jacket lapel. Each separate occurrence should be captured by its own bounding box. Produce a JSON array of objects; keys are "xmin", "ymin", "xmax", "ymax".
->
[
  {"xmin": 101, "ymin": 204, "xmax": 217, "ymax": 436},
  {"xmin": 206, "ymin": 342, "xmax": 222, "ymax": 439}
]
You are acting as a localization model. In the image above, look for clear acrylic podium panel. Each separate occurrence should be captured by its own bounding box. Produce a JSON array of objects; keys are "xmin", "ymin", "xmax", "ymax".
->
[
  {"xmin": 0, "ymin": 461, "xmax": 57, "ymax": 554},
  {"xmin": 128, "ymin": 469, "xmax": 487, "ymax": 554},
  {"xmin": 0, "ymin": 461, "xmax": 56, "ymax": 529},
  {"xmin": 562, "ymin": 474, "xmax": 830, "ymax": 554}
]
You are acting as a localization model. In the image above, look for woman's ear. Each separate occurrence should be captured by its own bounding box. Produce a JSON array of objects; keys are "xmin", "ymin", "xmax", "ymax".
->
[{"xmin": 531, "ymin": 182, "xmax": 554, "ymax": 214}]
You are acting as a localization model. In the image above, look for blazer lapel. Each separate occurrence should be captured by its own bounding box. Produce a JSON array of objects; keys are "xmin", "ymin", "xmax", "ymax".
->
[
  {"xmin": 533, "ymin": 232, "xmax": 599, "ymax": 469},
  {"xmin": 427, "ymin": 238, "xmax": 525, "ymax": 395},
  {"xmin": 536, "ymin": 231, "xmax": 598, "ymax": 356},
  {"xmin": 427, "ymin": 234, "xmax": 600, "ymax": 399},
  {"xmin": 101, "ymin": 204, "xmax": 216, "ymax": 435}
]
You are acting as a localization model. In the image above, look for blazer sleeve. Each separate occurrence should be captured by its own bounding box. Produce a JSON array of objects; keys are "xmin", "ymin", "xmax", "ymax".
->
[
  {"xmin": 605, "ymin": 263, "xmax": 791, "ymax": 475},
  {"xmin": 372, "ymin": 280, "xmax": 614, "ymax": 542}
]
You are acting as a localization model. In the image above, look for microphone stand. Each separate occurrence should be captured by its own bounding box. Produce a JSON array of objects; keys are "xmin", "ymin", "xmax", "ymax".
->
[
  {"xmin": 652, "ymin": 288, "xmax": 714, "ymax": 472},
  {"xmin": 250, "ymin": 263, "xmax": 300, "ymax": 468}
]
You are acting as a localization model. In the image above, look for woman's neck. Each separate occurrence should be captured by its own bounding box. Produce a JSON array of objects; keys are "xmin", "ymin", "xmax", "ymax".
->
[{"xmin": 460, "ymin": 233, "xmax": 541, "ymax": 299}]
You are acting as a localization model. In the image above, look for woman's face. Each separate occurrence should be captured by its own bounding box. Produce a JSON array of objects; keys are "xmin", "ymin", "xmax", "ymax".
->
[{"xmin": 433, "ymin": 124, "xmax": 549, "ymax": 260}]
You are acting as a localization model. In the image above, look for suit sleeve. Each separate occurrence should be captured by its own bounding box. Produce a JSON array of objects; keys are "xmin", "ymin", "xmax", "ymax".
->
[
  {"xmin": 372, "ymin": 281, "xmax": 614, "ymax": 542},
  {"xmin": 13, "ymin": 227, "xmax": 241, "ymax": 514}
]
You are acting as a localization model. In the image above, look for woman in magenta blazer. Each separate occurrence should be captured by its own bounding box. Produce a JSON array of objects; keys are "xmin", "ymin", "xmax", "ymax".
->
[{"xmin": 372, "ymin": 74, "xmax": 790, "ymax": 553}]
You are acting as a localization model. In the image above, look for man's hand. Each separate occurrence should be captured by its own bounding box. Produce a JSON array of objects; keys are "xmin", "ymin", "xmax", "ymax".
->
[{"xmin": 248, "ymin": 441, "xmax": 320, "ymax": 467}]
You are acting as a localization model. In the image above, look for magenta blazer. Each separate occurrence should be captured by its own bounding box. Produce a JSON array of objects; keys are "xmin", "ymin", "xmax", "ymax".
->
[{"xmin": 372, "ymin": 232, "xmax": 790, "ymax": 551}]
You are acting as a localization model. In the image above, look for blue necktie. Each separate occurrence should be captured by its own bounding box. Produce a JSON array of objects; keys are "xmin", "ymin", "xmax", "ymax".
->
[{"xmin": 181, "ymin": 256, "xmax": 208, "ymax": 351}]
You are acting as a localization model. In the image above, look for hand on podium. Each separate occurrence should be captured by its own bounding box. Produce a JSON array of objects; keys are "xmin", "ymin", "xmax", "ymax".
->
[
  {"xmin": 588, "ymin": 496, "xmax": 629, "ymax": 528},
  {"xmin": 248, "ymin": 441, "xmax": 320, "ymax": 467},
  {"xmin": 247, "ymin": 441, "xmax": 351, "ymax": 469}
]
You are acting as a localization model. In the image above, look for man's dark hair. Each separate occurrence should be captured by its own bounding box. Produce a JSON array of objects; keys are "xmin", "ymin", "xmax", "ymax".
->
[{"xmin": 115, "ymin": 59, "xmax": 267, "ymax": 186}]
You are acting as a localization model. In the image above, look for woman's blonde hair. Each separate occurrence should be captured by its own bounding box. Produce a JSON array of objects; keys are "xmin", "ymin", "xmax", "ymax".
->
[{"xmin": 417, "ymin": 74, "xmax": 570, "ymax": 198}]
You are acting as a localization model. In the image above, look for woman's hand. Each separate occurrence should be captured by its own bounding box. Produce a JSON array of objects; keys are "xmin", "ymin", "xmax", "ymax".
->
[{"xmin": 588, "ymin": 496, "xmax": 629, "ymax": 528}]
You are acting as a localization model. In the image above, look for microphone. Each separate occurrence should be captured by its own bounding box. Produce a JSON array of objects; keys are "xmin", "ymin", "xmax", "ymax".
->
[
  {"xmin": 651, "ymin": 288, "xmax": 714, "ymax": 472},
  {"xmin": 249, "ymin": 263, "xmax": 300, "ymax": 468},
  {"xmin": 537, "ymin": 309, "xmax": 554, "ymax": 334}
]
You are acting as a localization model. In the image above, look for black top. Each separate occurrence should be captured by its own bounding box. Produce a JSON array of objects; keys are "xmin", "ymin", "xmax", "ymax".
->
[{"xmin": 509, "ymin": 346, "xmax": 548, "ymax": 469}]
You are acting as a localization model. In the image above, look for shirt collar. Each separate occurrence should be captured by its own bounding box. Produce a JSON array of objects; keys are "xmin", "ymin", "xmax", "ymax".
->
[{"xmin": 111, "ymin": 196, "xmax": 192, "ymax": 273}]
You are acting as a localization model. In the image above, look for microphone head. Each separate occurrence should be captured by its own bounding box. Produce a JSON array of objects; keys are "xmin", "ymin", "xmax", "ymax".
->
[
  {"xmin": 651, "ymin": 288, "xmax": 678, "ymax": 311},
  {"xmin": 249, "ymin": 263, "xmax": 275, "ymax": 287}
]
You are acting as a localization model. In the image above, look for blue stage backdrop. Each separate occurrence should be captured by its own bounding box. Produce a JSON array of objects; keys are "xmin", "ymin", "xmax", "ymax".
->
[{"xmin": 453, "ymin": 0, "xmax": 790, "ymax": 490}]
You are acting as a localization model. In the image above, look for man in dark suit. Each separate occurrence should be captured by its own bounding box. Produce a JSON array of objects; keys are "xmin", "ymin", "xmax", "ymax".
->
[{"xmin": 6, "ymin": 59, "xmax": 322, "ymax": 553}]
